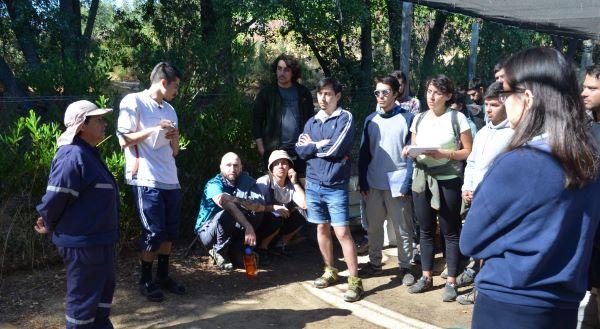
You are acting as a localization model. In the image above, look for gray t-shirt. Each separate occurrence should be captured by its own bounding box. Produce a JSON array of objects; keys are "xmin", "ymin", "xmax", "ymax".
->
[{"xmin": 279, "ymin": 85, "xmax": 301, "ymax": 149}]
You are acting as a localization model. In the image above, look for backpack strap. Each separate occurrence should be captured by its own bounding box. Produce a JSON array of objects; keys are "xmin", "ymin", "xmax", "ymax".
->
[
  {"xmin": 451, "ymin": 109, "xmax": 462, "ymax": 150},
  {"xmin": 415, "ymin": 110, "xmax": 428, "ymax": 134}
]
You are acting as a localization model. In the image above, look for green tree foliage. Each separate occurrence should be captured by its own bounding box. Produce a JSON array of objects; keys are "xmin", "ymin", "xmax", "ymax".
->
[{"xmin": 0, "ymin": 0, "xmax": 586, "ymax": 271}]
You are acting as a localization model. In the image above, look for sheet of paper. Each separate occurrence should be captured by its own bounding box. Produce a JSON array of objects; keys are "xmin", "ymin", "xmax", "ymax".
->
[
  {"xmin": 407, "ymin": 145, "xmax": 439, "ymax": 157},
  {"xmin": 387, "ymin": 170, "xmax": 407, "ymax": 198},
  {"xmin": 151, "ymin": 128, "xmax": 171, "ymax": 149}
]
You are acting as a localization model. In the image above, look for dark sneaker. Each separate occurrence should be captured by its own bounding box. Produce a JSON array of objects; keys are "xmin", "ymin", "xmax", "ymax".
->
[
  {"xmin": 158, "ymin": 276, "xmax": 186, "ymax": 295},
  {"xmin": 139, "ymin": 281, "xmax": 164, "ymax": 302},
  {"xmin": 209, "ymin": 248, "xmax": 233, "ymax": 272},
  {"xmin": 407, "ymin": 276, "xmax": 433, "ymax": 294},
  {"xmin": 358, "ymin": 262, "xmax": 383, "ymax": 276},
  {"xmin": 457, "ymin": 289, "xmax": 477, "ymax": 305},
  {"xmin": 442, "ymin": 282, "xmax": 458, "ymax": 302},
  {"xmin": 456, "ymin": 268, "xmax": 476, "ymax": 287},
  {"xmin": 314, "ymin": 266, "xmax": 339, "ymax": 288},
  {"xmin": 399, "ymin": 268, "xmax": 416, "ymax": 286},
  {"xmin": 343, "ymin": 276, "xmax": 363, "ymax": 302}
]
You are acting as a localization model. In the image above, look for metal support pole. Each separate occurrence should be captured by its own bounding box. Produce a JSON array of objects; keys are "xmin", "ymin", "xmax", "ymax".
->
[
  {"xmin": 467, "ymin": 21, "xmax": 480, "ymax": 83},
  {"xmin": 400, "ymin": 2, "xmax": 413, "ymax": 91}
]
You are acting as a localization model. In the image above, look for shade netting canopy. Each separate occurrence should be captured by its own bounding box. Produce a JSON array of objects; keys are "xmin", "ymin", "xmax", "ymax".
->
[{"xmin": 406, "ymin": 0, "xmax": 600, "ymax": 40}]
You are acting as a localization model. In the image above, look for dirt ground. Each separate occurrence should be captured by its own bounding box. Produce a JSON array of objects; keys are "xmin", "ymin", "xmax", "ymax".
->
[{"xmin": 0, "ymin": 239, "xmax": 473, "ymax": 329}]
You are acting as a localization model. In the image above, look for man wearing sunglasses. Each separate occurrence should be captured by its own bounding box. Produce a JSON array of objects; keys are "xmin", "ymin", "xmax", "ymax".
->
[
  {"xmin": 358, "ymin": 75, "xmax": 416, "ymax": 286},
  {"xmin": 252, "ymin": 54, "xmax": 314, "ymax": 176}
]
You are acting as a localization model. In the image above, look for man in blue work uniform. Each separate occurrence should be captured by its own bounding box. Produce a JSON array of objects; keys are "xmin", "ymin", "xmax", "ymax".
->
[{"xmin": 35, "ymin": 100, "xmax": 119, "ymax": 328}]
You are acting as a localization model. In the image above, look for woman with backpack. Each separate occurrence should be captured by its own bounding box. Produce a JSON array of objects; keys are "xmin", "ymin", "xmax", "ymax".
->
[{"xmin": 402, "ymin": 74, "xmax": 473, "ymax": 302}]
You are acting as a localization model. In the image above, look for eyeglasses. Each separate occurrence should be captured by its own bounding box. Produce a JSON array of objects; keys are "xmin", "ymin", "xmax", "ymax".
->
[
  {"xmin": 373, "ymin": 89, "xmax": 392, "ymax": 98},
  {"xmin": 498, "ymin": 89, "xmax": 525, "ymax": 104}
]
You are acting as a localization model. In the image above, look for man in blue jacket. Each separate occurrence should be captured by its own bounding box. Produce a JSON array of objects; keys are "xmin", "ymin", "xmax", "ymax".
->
[
  {"xmin": 295, "ymin": 77, "xmax": 362, "ymax": 302},
  {"xmin": 35, "ymin": 100, "xmax": 119, "ymax": 329}
]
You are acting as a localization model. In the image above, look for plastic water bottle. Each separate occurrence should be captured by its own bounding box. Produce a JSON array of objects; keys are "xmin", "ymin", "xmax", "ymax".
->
[{"xmin": 243, "ymin": 246, "xmax": 258, "ymax": 279}]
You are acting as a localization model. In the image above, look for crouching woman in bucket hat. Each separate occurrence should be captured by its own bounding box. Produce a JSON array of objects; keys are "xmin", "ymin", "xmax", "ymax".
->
[{"xmin": 35, "ymin": 100, "xmax": 119, "ymax": 329}]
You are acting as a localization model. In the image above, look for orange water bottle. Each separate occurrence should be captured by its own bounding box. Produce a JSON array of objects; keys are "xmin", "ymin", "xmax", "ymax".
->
[{"xmin": 243, "ymin": 247, "xmax": 258, "ymax": 279}]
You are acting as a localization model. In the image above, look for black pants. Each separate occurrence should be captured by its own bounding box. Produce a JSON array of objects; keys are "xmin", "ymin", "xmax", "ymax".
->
[
  {"xmin": 413, "ymin": 177, "xmax": 463, "ymax": 277},
  {"xmin": 262, "ymin": 208, "xmax": 306, "ymax": 238},
  {"xmin": 198, "ymin": 210, "xmax": 271, "ymax": 255}
]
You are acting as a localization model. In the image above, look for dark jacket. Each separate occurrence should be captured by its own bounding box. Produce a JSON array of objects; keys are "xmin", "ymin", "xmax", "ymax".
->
[
  {"xmin": 460, "ymin": 139, "xmax": 600, "ymax": 309},
  {"xmin": 295, "ymin": 107, "xmax": 355, "ymax": 186},
  {"xmin": 252, "ymin": 83, "xmax": 314, "ymax": 151},
  {"xmin": 36, "ymin": 137, "xmax": 120, "ymax": 248}
]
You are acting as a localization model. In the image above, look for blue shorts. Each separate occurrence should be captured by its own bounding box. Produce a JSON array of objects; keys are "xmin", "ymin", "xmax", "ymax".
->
[
  {"xmin": 305, "ymin": 180, "xmax": 350, "ymax": 227},
  {"xmin": 132, "ymin": 186, "xmax": 182, "ymax": 252}
]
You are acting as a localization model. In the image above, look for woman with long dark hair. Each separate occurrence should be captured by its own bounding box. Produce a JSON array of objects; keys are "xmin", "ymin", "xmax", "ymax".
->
[
  {"xmin": 402, "ymin": 74, "xmax": 473, "ymax": 302},
  {"xmin": 460, "ymin": 47, "xmax": 600, "ymax": 328}
]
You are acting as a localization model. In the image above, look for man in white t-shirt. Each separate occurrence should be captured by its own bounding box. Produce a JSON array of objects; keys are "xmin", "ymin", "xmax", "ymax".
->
[{"xmin": 117, "ymin": 62, "xmax": 184, "ymax": 302}]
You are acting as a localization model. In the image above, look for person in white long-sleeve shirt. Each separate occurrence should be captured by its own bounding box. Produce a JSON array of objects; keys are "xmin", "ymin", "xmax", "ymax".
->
[
  {"xmin": 457, "ymin": 82, "xmax": 514, "ymax": 305},
  {"xmin": 462, "ymin": 82, "xmax": 514, "ymax": 197}
]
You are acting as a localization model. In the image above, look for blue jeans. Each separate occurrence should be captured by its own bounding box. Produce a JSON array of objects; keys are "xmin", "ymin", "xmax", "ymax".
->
[{"xmin": 305, "ymin": 180, "xmax": 350, "ymax": 227}]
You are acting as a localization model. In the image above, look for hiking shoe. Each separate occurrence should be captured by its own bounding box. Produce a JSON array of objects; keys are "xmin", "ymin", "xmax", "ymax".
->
[
  {"xmin": 442, "ymin": 282, "xmax": 458, "ymax": 302},
  {"xmin": 457, "ymin": 289, "xmax": 477, "ymax": 305},
  {"xmin": 209, "ymin": 248, "xmax": 233, "ymax": 271},
  {"xmin": 314, "ymin": 266, "xmax": 339, "ymax": 288},
  {"xmin": 440, "ymin": 265, "xmax": 448, "ymax": 279},
  {"xmin": 407, "ymin": 276, "xmax": 433, "ymax": 294},
  {"xmin": 358, "ymin": 262, "xmax": 383, "ymax": 276},
  {"xmin": 456, "ymin": 268, "xmax": 476, "ymax": 287},
  {"xmin": 399, "ymin": 268, "xmax": 416, "ymax": 286},
  {"xmin": 343, "ymin": 276, "xmax": 363, "ymax": 302},
  {"xmin": 158, "ymin": 276, "xmax": 186, "ymax": 295},
  {"xmin": 139, "ymin": 281, "xmax": 164, "ymax": 302}
]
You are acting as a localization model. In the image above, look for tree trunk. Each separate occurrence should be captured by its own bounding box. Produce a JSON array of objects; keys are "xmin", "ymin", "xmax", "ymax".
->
[
  {"xmin": 417, "ymin": 10, "xmax": 448, "ymax": 102},
  {"xmin": 359, "ymin": 0, "xmax": 373, "ymax": 92},
  {"xmin": 288, "ymin": 3, "xmax": 332, "ymax": 76},
  {"xmin": 0, "ymin": 55, "xmax": 31, "ymax": 109},
  {"xmin": 387, "ymin": 0, "xmax": 402, "ymax": 70},
  {"xmin": 200, "ymin": 0, "xmax": 216, "ymax": 37},
  {"xmin": 59, "ymin": 0, "xmax": 83, "ymax": 64},
  {"xmin": 83, "ymin": 0, "xmax": 99, "ymax": 43},
  {"xmin": 3, "ymin": 0, "xmax": 41, "ymax": 69}
]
